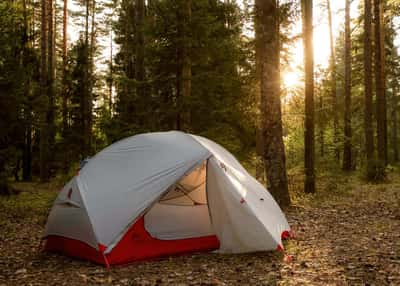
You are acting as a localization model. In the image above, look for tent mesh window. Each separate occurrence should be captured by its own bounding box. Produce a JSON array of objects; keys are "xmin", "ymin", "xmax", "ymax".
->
[{"xmin": 159, "ymin": 162, "xmax": 207, "ymax": 206}]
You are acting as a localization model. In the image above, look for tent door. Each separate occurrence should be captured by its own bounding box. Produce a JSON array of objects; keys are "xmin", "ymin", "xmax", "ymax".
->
[{"xmin": 144, "ymin": 161, "xmax": 215, "ymax": 240}]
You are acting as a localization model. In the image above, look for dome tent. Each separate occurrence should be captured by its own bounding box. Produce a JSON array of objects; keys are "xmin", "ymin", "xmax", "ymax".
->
[{"xmin": 44, "ymin": 131, "xmax": 290, "ymax": 266}]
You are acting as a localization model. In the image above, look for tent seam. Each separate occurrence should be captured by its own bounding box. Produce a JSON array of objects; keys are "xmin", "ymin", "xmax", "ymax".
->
[{"xmin": 75, "ymin": 176, "xmax": 103, "ymax": 251}]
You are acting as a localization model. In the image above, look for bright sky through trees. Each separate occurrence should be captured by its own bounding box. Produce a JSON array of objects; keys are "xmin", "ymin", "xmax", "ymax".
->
[
  {"xmin": 66, "ymin": 0, "xmax": 398, "ymax": 90},
  {"xmin": 282, "ymin": 0, "xmax": 359, "ymax": 89}
]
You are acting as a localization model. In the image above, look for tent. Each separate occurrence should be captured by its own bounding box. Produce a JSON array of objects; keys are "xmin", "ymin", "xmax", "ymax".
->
[{"xmin": 43, "ymin": 131, "xmax": 290, "ymax": 266}]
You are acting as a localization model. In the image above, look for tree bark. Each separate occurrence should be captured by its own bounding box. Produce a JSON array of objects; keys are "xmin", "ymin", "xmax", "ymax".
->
[
  {"xmin": 81, "ymin": 0, "xmax": 91, "ymax": 158},
  {"xmin": 47, "ymin": 0, "xmax": 55, "ymax": 175},
  {"xmin": 62, "ymin": 0, "xmax": 68, "ymax": 140},
  {"xmin": 176, "ymin": 0, "xmax": 192, "ymax": 131},
  {"xmin": 255, "ymin": 0, "xmax": 290, "ymax": 207},
  {"xmin": 374, "ymin": 0, "xmax": 388, "ymax": 165},
  {"xmin": 182, "ymin": 0, "xmax": 192, "ymax": 131},
  {"xmin": 364, "ymin": 0, "xmax": 375, "ymax": 174},
  {"xmin": 302, "ymin": 0, "xmax": 315, "ymax": 193},
  {"xmin": 326, "ymin": 0, "xmax": 339, "ymax": 160},
  {"xmin": 40, "ymin": 0, "xmax": 49, "ymax": 181},
  {"xmin": 391, "ymin": 77, "xmax": 399, "ymax": 162},
  {"xmin": 109, "ymin": 30, "xmax": 113, "ymax": 116},
  {"xmin": 135, "ymin": 0, "xmax": 145, "ymax": 125},
  {"xmin": 342, "ymin": 0, "xmax": 352, "ymax": 171},
  {"xmin": 87, "ymin": 0, "xmax": 95, "ymax": 153},
  {"xmin": 319, "ymin": 93, "xmax": 324, "ymax": 157},
  {"xmin": 21, "ymin": 0, "xmax": 32, "ymax": 181}
]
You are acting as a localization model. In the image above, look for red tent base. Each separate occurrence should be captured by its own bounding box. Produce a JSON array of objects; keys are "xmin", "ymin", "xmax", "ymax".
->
[{"xmin": 44, "ymin": 217, "xmax": 220, "ymax": 266}]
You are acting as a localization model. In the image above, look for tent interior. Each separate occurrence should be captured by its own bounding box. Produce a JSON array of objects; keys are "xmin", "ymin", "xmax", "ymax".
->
[{"xmin": 144, "ymin": 161, "xmax": 216, "ymax": 240}]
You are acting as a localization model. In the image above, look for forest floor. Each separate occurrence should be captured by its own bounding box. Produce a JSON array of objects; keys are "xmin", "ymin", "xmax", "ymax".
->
[{"xmin": 0, "ymin": 170, "xmax": 400, "ymax": 286}]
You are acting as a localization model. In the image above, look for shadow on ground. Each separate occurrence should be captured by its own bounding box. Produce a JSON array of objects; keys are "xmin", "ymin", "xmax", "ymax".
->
[{"xmin": 1, "ymin": 176, "xmax": 400, "ymax": 285}]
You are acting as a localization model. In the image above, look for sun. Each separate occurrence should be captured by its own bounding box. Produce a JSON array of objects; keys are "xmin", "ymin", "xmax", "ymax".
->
[{"xmin": 283, "ymin": 71, "xmax": 301, "ymax": 89}]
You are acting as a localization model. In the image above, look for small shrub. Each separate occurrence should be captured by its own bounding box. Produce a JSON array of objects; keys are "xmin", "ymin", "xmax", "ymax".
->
[{"xmin": 365, "ymin": 159, "xmax": 387, "ymax": 182}]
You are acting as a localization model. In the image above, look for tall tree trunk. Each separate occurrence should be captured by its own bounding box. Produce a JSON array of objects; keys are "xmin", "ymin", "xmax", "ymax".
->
[
  {"xmin": 135, "ymin": 0, "xmax": 145, "ymax": 126},
  {"xmin": 81, "ymin": 0, "xmax": 91, "ymax": 158},
  {"xmin": 176, "ymin": 0, "xmax": 191, "ymax": 131},
  {"xmin": 364, "ymin": 0, "xmax": 375, "ymax": 175},
  {"xmin": 255, "ymin": 0, "xmax": 290, "ymax": 207},
  {"xmin": 121, "ymin": 0, "xmax": 135, "ymax": 124},
  {"xmin": 62, "ymin": 0, "xmax": 68, "ymax": 139},
  {"xmin": 391, "ymin": 80, "xmax": 399, "ymax": 161},
  {"xmin": 176, "ymin": 11, "xmax": 182, "ymax": 131},
  {"xmin": 342, "ymin": 0, "xmax": 352, "ymax": 171},
  {"xmin": 182, "ymin": 0, "xmax": 191, "ymax": 131},
  {"xmin": 302, "ymin": 0, "xmax": 315, "ymax": 193},
  {"xmin": 22, "ymin": 0, "xmax": 32, "ymax": 181},
  {"xmin": 47, "ymin": 0, "xmax": 55, "ymax": 175},
  {"xmin": 326, "ymin": 0, "xmax": 339, "ymax": 160},
  {"xmin": 61, "ymin": 0, "xmax": 69, "ymax": 171},
  {"xmin": 319, "ymin": 94, "xmax": 324, "ymax": 157},
  {"xmin": 109, "ymin": 30, "xmax": 113, "ymax": 116},
  {"xmin": 374, "ymin": 0, "xmax": 387, "ymax": 165},
  {"xmin": 87, "ymin": 0, "xmax": 95, "ymax": 152},
  {"xmin": 40, "ymin": 0, "xmax": 49, "ymax": 181}
]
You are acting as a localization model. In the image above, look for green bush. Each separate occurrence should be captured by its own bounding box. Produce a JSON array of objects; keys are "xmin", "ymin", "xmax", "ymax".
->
[{"xmin": 365, "ymin": 159, "xmax": 387, "ymax": 182}]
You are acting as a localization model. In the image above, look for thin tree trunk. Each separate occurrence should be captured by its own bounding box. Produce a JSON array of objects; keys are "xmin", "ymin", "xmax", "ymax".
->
[
  {"xmin": 81, "ymin": 0, "xmax": 90, "ymax": 158},
  {"xmin": 364, "ymin": 0, "xmax": 374, "ymax": 175},
  {"xmin": 62, "ymin": 0, "xmax": 68, "ymax": 139},
  {"xmin": 61, "ymin": 0, "xmax": 69, "ymax": 171},
  {"xmin": 391, "ymin": 81, "xmax": 399, "ymax": 161},
  {"xmin": 109, "ymin": 30, "xmax": 113, "ymax": 116},
  {"xmin": 302, "ymin": 0, "xmax": 315, "ymax": 193},
  {"xmin": 47, "ymin": 0, "xmax": 55, "ymax": 176},
  {"xmin": 342, "ymin": 0, "xmax": 352, "ymax": 171},
  {"xmin": 255, "ymin": 0, "xmax": 290, "ymax": 206},
  {"xmin": 326, "ymin": 0, "xmax": 339, "ymax": 160},
  {"xmin": 22, "ymin": 0, "xmax": 32, "ymax": 181},
  {"xmin": 380, "ymin": 1, "xmax": 388, "ymax": 164},
  {"xmin": 135, "ymin": 0, "xmax": 145, "ymax": 126},
  {"xmin": 319, "ymin": 94, "xmax": 324, "ymax": 157},
  {"xmin": 40, "ymin": 0, "xmax": 49, "ymax": 181},
  {"xmin": 374, "ymin": 0, "xmax": 388, "ymax": 165},
  {"xmin": 87, "ymin": 0, "xmax": 95, "ymax": 152},
  {"xmin": 182, "ymin": 0, "xmax": 192, "ymax": 131},
  {"xmin": 176, "ymin": 0, "xmax": 191, "ymax": 131}
]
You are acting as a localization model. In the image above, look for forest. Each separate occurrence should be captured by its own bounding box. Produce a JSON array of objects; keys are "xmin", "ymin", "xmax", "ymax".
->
[{"xmin": 1, "ymin": 0, "xmax": 400, "ymax": 285}]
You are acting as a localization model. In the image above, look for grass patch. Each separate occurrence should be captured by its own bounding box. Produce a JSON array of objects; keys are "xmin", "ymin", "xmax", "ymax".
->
[{"xmin": 0, "ymin": 181, "xmax": 60, "ymax": 226}]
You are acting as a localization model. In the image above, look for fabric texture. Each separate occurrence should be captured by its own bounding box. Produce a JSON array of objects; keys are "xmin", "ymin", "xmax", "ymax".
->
[{"xmin": 44, "ymin": 131, "xmax": 290, "ymax": 264}]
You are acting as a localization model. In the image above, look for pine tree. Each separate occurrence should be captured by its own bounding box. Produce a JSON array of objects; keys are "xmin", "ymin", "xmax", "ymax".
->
[
  {"xmin": 255, "ymin": 0, "xmax": 290, "ymax": 206},
  {"xmin": 302, "ymin": 0, "xmax": 315, "ymax": 193},
  {"xmin": 327, "ymin": 0, "xmax": 339, "ymax": 161},
  {"xmin": 40, "ymin": 0, "xmax": 49, "ymax": 181},
  {"xmin": 364, "ymin": 0, "xmax": 375, "ymax": 178},
  {"xmin": 374, "ymin": 0, "xmax": 388, "ymax": 165},
  {"xmin": 343, "ymin": 0, "xmax": 352, "ymax": 171},
  {"xmin": 47, "ymin": 0, "xmax": 56, "ymax": 174}
]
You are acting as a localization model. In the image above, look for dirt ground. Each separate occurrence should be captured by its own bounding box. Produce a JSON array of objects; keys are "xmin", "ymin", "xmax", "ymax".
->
[{"xmin": 0, "ymin": 172, "xmax": 399, "ymax": 286}]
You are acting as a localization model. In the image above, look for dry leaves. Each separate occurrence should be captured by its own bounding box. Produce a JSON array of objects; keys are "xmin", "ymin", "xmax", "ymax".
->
[{"xmin": 0, "ymin": 176, "xmax": 399, "ymax": 285}]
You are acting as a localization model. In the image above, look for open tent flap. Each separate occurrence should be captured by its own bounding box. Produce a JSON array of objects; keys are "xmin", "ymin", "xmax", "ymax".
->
[
  {"xmin": 144, "ymin": 162, "xmax": 215, "ymax": 240},
  {"xmin": 207, "ymin": 157, "xmax": 288, "ymax": 253}
]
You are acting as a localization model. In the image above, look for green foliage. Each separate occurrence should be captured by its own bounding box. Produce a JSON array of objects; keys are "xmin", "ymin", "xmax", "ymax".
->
[
  {"xmin": 365, "ymin": 159, "xmax": 388, "ymax": 182},
  {"xmin": 0, "ymin": 0, "xmax": 399, "ymax": 190},
  {"xmin": 108, "ymin": 0, "xmax": 256, "ymax": 158},
  {"xmin": 0, "ymin": 182, "xmax": 57, "ymax": 221},
  {"xmin": 0, "ymin": 0, "xmax": 39, "ymax": 186}
]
